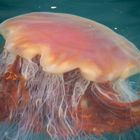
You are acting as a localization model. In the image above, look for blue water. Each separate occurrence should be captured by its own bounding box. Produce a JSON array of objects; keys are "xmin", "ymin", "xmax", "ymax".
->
[{"xmin": 0, "ymin": 0, "xmax": 140, "ymax": 140}]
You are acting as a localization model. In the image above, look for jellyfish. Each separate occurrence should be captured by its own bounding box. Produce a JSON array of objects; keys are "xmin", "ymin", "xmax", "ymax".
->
[{"xmin": 0, "ymin": 12, "xmax": 140, "ymax": 140}]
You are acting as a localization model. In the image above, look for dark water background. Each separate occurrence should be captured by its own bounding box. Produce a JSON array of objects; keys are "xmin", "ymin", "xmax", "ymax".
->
[{"xmin": 0, "ymin": 0, "xmax": 140, "ymax": 140}]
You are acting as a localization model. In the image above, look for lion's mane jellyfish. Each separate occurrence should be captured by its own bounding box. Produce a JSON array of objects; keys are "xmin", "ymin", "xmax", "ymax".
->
[{"xmin": 0, "ymin": 12, "xmax": 140, "ymax": 140}]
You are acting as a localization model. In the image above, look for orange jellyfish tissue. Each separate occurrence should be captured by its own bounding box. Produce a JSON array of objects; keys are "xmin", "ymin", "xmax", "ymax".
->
[{"xmin": 0, "ymin": 12, "xmax": 140, "ymax": 139}]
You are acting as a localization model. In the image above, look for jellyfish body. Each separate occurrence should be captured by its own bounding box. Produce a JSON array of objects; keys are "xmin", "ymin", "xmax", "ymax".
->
[{"xmin": 0, "ymin": 12, "xmax": 140, "ymax": 139}]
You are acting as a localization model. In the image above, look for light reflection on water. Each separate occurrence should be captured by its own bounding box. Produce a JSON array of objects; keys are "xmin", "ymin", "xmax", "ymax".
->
[{"xmin": 0, "ymin": 0, "xmax": 140, "ymax": 140}]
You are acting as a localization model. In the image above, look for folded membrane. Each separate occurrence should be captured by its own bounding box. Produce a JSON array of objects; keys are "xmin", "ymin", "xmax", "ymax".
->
[{"xmin": 0, "ymin": 12, "xmax": 139, "ymax": 82}]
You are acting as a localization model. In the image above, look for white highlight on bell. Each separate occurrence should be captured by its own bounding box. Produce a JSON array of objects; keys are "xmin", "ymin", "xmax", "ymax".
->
[{"xmin": 50, "ymin": 6, "xmax": 57, "ymax": 9}]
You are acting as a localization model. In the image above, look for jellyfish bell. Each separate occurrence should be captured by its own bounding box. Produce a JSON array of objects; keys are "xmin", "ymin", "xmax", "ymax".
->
[
  {"xmin": 1, "ymin": 12, "xmax": 140, "ymax": 82},
  {"xmin": 0, "ymin": 12, "xmax": 140, "ymax": 139}
]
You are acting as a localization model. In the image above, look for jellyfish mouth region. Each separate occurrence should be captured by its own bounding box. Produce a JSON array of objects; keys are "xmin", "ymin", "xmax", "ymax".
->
[{"xmin": 0, "ymin": 52, "xmax": 140, "ymax": 138}]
